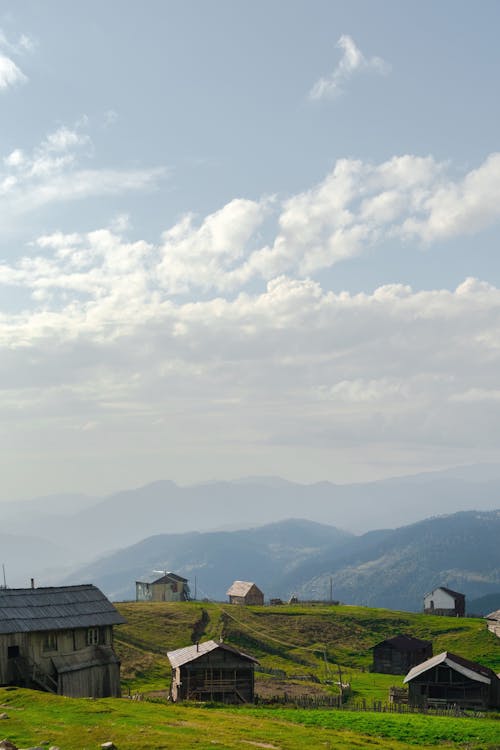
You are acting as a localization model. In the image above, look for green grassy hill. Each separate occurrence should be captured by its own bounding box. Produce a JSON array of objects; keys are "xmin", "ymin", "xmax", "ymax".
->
[
  {"xmin": 2, "ymin": 688, "xmax": 500, "ymax": 750},
  {"xmin": 0, "ymin": 603, "xmax": 498, "ymax": 750},
  {"xmin": 113, "ymin": 601, "xmax": 500, "ymax": 703}
]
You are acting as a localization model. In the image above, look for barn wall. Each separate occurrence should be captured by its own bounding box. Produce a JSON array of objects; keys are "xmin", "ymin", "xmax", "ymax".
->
[
  {"xmin": 408, "ymin": 665, "xmax": 494, "ymax": 709},
  {"xmin": 58, "ymin": 663, "xmax": 121, "ymax": 698},
  {"xmin": 0, "ymin": 626, "xmax": 115, "ymax": 690},
  {"xmin": 373, "ymin": 644, "xmax": 433, "ymax": 675},
  {"xmin": 151, "ymin": 582, "xmax": 185, "ymax": 602},
  {"xmin": 175, "ymin": 651, "xmax": 255, "ymax": 703}
]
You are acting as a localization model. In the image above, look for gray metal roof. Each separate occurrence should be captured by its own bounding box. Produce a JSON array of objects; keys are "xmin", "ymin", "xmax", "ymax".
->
[
  {"xmin": 404, "ymin": 651, "xmax": 495, "ymax": 685},
  {"xmin": 0, "ymin": 585, "xmax": 126, "ymax": 634},
  {"xmin": 167, "ymin": 639, "xmax": 258, "ymax": 669}
]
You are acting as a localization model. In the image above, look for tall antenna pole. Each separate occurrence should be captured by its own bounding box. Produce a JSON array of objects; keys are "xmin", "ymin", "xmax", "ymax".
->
[
  {"xmin": 2, "ymin": 564, "xmax": 6, "ymax": 589},
  {"xmin": 330, "ymin": 576, "xmax": 333, "ymax": 604},
  {"xmin": 194, "ymin": 576, "xmax": 197, "ymax": 601}
]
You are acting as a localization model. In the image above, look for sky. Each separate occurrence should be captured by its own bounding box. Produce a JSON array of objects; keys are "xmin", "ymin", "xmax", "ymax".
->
[{"xmin": 1, "ymin": 0, "xmax": 500, "ymax": 501}]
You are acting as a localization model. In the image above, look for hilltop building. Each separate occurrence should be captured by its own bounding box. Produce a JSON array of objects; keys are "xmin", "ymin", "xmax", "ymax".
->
[
  {"xmin": 226, "ymin": 581, "xmax": 264, "ymax": 606},
  {"xmin": 135, "ymin": 572, "xmax": 190, "ymax": 602},
  {"xmin": 372, "ymin": 634, "xmax": 433, "ymax": 675},
  {"xmin": 486, "ymin": 609, "xmax": 500, "ymax": 638},
  {"xmin": 404, "ymin": 651, "xmax": 500, "ymax": 710},
  {"xmin": 0, "ymin": 584, "xmax": 125, "ymax": 697},
  {"xmin": 167, "ymin": 639, "xmax": 258, "ymax": 703},
  {"xmin": 423, "ymin": 587, "xmax": 465, "ymax": 617}
]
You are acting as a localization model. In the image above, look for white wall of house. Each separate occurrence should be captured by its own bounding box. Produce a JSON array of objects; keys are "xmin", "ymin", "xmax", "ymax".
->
[{"xmin": 424, "ymin": 588, "xmax": 455, "ymax": 610}]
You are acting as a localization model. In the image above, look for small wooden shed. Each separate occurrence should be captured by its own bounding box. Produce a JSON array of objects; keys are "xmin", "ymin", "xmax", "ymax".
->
[
  {"xmin": 167, "ymin": 640, "xmax": 258, "ymax": 703},
  {"xmin": 135, "ymin": 572, "xmax": 190, "ymax": 602},
  {"xmin": 423, "ymin": 587, "xmax": 465, "ymax": 617},
  {"xmin": 404, "ymin": 651, "xmax": 500, "ymax": 710},
  {"xmin": 0, "ymin": 584, "xmax": 125, "ymax": 698},
  {"xmin": 372, "ymin": 634, "xmax": 433, "ymax": 675},
  {"xmin": 486, "ymin": 609, "xmax": 500, "ymax": 638},
  {"xmin": 226, "ymin": 581, "xmax": 264, "ymax": 606}
]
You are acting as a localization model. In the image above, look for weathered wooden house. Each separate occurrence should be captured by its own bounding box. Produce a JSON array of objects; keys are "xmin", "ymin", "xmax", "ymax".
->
[
  {"xmin": 226, "ymin": 581, "xmax": 264, "ymax": 606},
  {"xmin": 423, "ymin": 586, "xmax": 465, "ymax": 617},
  {"xmin": 404, "ymin": 651, "xmax": 500, "ymax": 710},
  {"xmin": 0, "ymin": 584, "xmax": 125, "ymax": 698},
  {"xmin": 486, "ymin": 609, "xmax": 500, "ymax": 638},
  {"xmin": 372, "ymin": 634, "xmax": 433, "ymax": 675},
  {"xmin": 167, "ymin": 639, "xmax": 258, "ymax": 703},
  {"xmin": 135, "ymin": 572, "xmax": 190, "ymax": 602}
]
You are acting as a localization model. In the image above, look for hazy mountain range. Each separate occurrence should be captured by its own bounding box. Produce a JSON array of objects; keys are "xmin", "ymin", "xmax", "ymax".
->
[
  {"xmin": 60, "ymin": 510, "xmax": 500, "ymax": 612},
  {"xmin": 1, "ymin": 464, "xmax": 499, "ymax": 608}
]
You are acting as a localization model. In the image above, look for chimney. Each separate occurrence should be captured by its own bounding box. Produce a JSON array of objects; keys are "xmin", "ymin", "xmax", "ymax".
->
[
  {"xmin": 30, "ymin": 578, "xmax": 35, "ymax": 589},
  {"xmin": 196, "ymin": 641, "xmax": 199, "ymax": 652}
]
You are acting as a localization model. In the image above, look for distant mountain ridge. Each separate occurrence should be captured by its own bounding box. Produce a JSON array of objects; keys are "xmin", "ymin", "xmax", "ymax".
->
[
  {"xmin": 2, "ymin": 464, "xmax": 500, "ymax": 566},
  {"xmin": 2, "ymin": 464, "xmax": 500, "ymax": 589},
  {"xmin": 61, "ymin": 510, "xmax": 500, "ymax": 612}
]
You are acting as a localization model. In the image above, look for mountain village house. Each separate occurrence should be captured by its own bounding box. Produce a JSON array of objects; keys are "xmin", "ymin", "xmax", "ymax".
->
[
  {"xmin": 372, "ymin": 634, "xmax": 433, "ymax": 675},
  {"xmin": 168, "ymin": 639, "xmax": 258, "ymax": 703},
  {"xmin": 423, "ymin": 587, "xmax": 465, "ymax": 617},
  {"xmin": 486, "ymin": 609, "xmax": 500, "ymax": 638},
  {"xmin": 135, "ymin": 572, "xmax": 190, "ymax": 602},
  {"xmin": 404, "ymin": 651, "xmax": 500, "ymax": 710},
  {"xmin": 226, "ymin": 581, "xmax": 264, "ymax": 605},
  {"xmin": 0, "ymin": 584, "xmax": 125, "ymax": 698}
]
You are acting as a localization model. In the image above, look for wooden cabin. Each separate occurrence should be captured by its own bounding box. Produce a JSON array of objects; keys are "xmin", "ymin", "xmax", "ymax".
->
[
  {"xmin": 486, "ymin": 609, "xmax": 500, "ymax": 638},
  {"xmin": 135, "ymin": 572, "xmax": 190, "ymax": 602},
  {"xmin": 167, "ymin": 639, "xmax": 258, "ymax": 703},
  {"xmin": 404, "ymin": 651, "xmax": 500, "ymax": 710},
  {"xmin": 423, "ymin": 587, "xmax": 465, "ymax": 617},
  {"xmin": 0, "ymin": 584, "xmax": 125, "ymax": 698},
  {"xmin": 372, "ymin": 634, "xmax": 433, "ymax": 675},
  {"xmin": 226, "ymin": 581, "xmax": 264, "ymax": 606}
]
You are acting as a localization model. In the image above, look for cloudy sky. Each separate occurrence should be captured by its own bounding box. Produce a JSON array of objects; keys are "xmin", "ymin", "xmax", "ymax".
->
[{"xmin": 1, "ymin": 0, "xmax": 500, "ymax": 501}]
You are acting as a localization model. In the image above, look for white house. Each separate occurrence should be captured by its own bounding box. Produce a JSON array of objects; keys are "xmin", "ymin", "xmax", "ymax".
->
[{"xmin": 423, "ymin": 586, "xmax": 465, "ymax": 617}]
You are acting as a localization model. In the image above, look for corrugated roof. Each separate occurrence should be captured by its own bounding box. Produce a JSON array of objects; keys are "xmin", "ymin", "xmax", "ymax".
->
[
  {"xmin": 0, "ymin": 585, "xmax": 126, "ymax": 634},
  {"xmin": 486, "ymin": 609, "xmax": 500, "ymax": 621},
  {"xmin": 373, "ymin": 634, "xmax": 432, "ymax": 652},
  {"xmin": 167, "ymin": 640, "xmax": 258, "ymax": 669},
  {"xmin": 226, "ymin": 581, "xmax": 260, "ymax": 597},
  {"xmin": 404, "ymin": 651, "xmax": 495, "ymax": 685}
]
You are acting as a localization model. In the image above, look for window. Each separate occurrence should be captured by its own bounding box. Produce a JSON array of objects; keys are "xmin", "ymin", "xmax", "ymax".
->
[
  {"xmin": 87, "ymin": 627, "xmax": 100, "ymax": 646},
  {"xmin": 42, "ymin": 632, "xmax": 58, "ymax": 652}
]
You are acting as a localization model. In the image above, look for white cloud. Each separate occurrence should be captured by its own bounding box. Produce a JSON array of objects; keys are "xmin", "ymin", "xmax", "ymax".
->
[
  {"xmin": 0, "ymin": 53, "xmax": 27, "ymax": 90},
  {"xmin": 1, "ymin": 149, "xmax": 500, "ymax": 486},
  {"xmin": 0, "ymin": 27, "xmax": 33, "ymax": 91},
  {"xmin": 0, "ymin": 121, "xmax": 164, "ymax": 220},
  {"xmin": 309, "ymin": 34, "xmax": 390, "ymax": 101}
]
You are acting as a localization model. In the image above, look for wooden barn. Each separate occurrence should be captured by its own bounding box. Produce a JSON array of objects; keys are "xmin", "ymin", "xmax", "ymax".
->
[
  {"xmin": 372, "ymin": 634, "xmax": 433, "ymax": 675},
  {"xmin": 0, "ymin": 584, "xmax": 125, "ymax": 698},
  {"xmin": 135, "ymin": 572, "xmax": 190, "ymax": 602},
  {"xmin": 226, "ymin": 581, "xmax": 264, "ymax": 606},
  {"xmin": 486, "ymin": 609, "xmax": 500, "ymax": 638},
  {"xmin": 167, "ymin": 639, "xmax": 258, "ymax": 703},
  {"xmin": 423, "ymin": 586, "xmax": 465, "ymax": 617},
  {"xmin": 404, "ymin": 651, "xmax": 500, "ymax": 710}
]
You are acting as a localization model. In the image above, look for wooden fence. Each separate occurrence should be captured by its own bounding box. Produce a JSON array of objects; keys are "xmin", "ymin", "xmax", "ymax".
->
[{"xmin": 254, "ymin": 694, "xmax": 485, "ymax": 717}]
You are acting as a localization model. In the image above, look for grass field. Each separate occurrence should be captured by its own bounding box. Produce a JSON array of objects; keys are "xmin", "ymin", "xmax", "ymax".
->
[
  {"xmin": 0, "ymin": 603, "xmax": 498, "ymax": 749},
  {"xmin": 113, "ymin": 600, "xmax": 500, "ymax": 703},
  {"xmin": 1, "ymin": 687, "xmax": 500, "ymax": 750}
]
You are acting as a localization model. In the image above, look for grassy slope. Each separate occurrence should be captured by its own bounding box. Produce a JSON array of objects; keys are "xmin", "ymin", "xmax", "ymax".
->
[
  {"xmin": 114, "ymin": 601, "xmax": 500, "ymax": 703},
  {"xmin": 1, "ymin": 688, "xmax": 500, "ymax": 750},
  {"xmin": 0, "ymin": 604, "xmax": 498, "ymax": 750}
]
